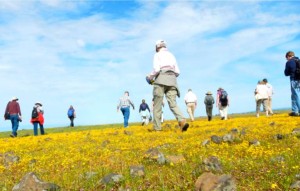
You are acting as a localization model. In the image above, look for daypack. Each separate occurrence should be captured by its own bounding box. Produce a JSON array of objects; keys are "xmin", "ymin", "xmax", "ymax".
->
[
  {"xmin": 31, "ymin": 107, "xmax": 38, "ymax": 119},
  {"xmin": 219, "ymin": 90, "xmax": 228, "ymax": 106},
  {"xmin": 206, "ymin": 96, "xmax": 214, "ymax": 105},
  {"xmin": 68, "ymin": 109, "xmax": 74, "ymax": 117},
  {"xmin": 294, "ymin": 58, "xmax": 300, "ymax": 80}
]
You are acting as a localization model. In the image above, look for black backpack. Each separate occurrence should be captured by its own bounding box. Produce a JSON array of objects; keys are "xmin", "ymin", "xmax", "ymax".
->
[
  {"xmin": 31, "ymin": 107, "xmax": 38, "ymax": 119},
  {"xmin": 294, "ymin": 58, "xmax": 300, "ymax": 80},
  {"xmin": 219, "ymin": 90, "xmax": 228, "ymax": 106}
]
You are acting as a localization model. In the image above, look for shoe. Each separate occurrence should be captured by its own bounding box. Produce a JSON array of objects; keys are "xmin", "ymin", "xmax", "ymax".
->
[
  {"xmin": 179, "ymin": 119, "xmax": 189, "ymax": 132},
  {"xmin": 10, "ymin": 134, "xmax": 15, "ymax": 138},
  {"xmin": 221, "ymin": 117, "xmax": 225, "ymax": 120},
  {"xmin": 289, "ymin": 112, "xmax": 299, "ymax": 116},
  {"xmin": 142, "ymin": 122, "xmax": 145, "ymax": 126}
]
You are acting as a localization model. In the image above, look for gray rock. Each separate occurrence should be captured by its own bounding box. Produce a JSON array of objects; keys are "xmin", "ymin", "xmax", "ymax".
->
[
  {"xmin": 124, "ymin": 130, "xmax": 133, "ymax": 135},
  {"xmin": 202, "ymin": 156, "xmax": 223, "ymax": 173},
  {"xmin": 100, "ymin": 173, "xmax": 124, "ymax": 184},
  {"xmin": 144, "ymin": 148, "xmax": 166, "ymax": 164},
  {"xmin": 12, "ymin": 172, "xmax": 60, "ymax": 191},
  {"xmin": 223, "ymin": 134, "xmax": 234, "ymax": 143},
  {"xmin": 195, "ymin": 172, "xmax": 236, "ymax": 191},
  {"xmin": 202, "ymin": 139, "xmax": 210, "ymax": 146},
  {"xmin": 211, "ymin": 135, "xmax": 222, "ymax": 144},
  {"xmin": 130, "ymin": 165, "xmax": 145, "ymax": 177},
  {"xmin": 274, "ymin": 134, "xmax": 284, "ymax": 140},
  {"xmin": 292, "ymin": 128, "xmax": 300, "ymax": 135},
  {"xmin": 0, "ymin": 151, "xmax": 20, "ymax": 168},
  {"xmin": 290, "ymin": 180, "xmax": 300, "ymax": 189},
  {"xmin": 165, "ymin": 155, "xmax": 186, "ymax": 164},
  {"xmin": 249, "ymin": 140, "xmax": 260, "ymax": 146}
]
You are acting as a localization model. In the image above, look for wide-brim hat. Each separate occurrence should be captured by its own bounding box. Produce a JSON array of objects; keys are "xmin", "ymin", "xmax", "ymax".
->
[
  {"xmin": 11, "ymin": 96, "xmax": 18, "ymax": 101},
  {"xmin": 206, "ymin": 91, "xmax": 212, "ymax": 95},
  {"xmin": 35, "ymin": 102, "xmax": 42, "ymax": 106},
  {"xmin": 155, "ymin": 40, "xmax": 167, "ymax": 48}
]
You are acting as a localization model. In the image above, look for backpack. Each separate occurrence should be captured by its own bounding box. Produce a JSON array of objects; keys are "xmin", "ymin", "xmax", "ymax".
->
[
  {"xmin": 31, "ymin": 107, "xmax": 38, "ymax": 119},
  {"xmin": 68, "ymin": 109, "xmax": 74, "ymax": 117},
  {"xmin": 294, "ymin": 58, "xmax": 300, "ymax": 80},
  {"xmin": 219, "ymin": 90, "xmax": 228, "ymax": 106},
  {"xmin": 206, "ymin": 96, "xmax": 214, "ymax": 105}
]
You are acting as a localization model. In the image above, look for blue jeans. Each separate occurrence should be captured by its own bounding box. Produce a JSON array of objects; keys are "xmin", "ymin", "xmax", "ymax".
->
[
  {"xmin": 10, "ymin": 114, "xmax": 19, "ymax": 136},
  {"xmin": 33, "ymin": 122, "xmax": 45, "ymax": 136},
  {"xmin": 121, "ymin": 107, "xmax": 130, "ymax": 127},
  {"xmin": 291, "ymin": 80, "xmax": 300, "ymax": 113}
]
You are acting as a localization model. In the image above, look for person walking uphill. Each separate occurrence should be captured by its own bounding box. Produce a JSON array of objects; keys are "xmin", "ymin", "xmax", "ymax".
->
[
  {"xmin": 67, "ymin": 105, "xmax": 76, "ymax": 127},
  {"xmin": 184, "ymin": 89, "xmax": 197, "ymax": 122},
  {"xmin": 4, "ymin": 97, "xmax": 22, "ymax": 137},
  {"xmin": 146, "ymin": 40, "xmax": 189, "ymax": 132},
  {"xmin": 204, "ymin": 91, "xmax": 215, "ymax": 121},
  {"xmin": 30, "ymin": 102, "xmax": 45, "ymax": 136},
  {"xmin": 216, "ymin": 88, "xmax": 229, "ymax": 120},
  {"xmin": 117, "ymin": 91, "xmax": 135, "ymax": 127},
  {"xmin": 284, "ymin": 51, "xmax": 300, "ymax": 116},
  {"xmin": 139, "ymin": 99, "xmax": 151, "ymax": 126}
]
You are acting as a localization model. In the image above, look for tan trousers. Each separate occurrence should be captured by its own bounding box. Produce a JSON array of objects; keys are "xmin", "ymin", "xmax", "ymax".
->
[
  {"xmin": 153, "ymin": 84, "xmax": 184, "ymax": 130},
  {"xmin": 268, "ymin": 97, "xmax": 273, "ymax": 114},
  {"xmin": 186, "ymin": 103, "xmax": 196, "ymax": 121}
]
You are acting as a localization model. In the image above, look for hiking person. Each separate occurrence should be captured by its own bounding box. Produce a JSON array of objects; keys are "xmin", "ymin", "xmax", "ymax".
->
[
  {"xmin": 262, "ymin": 78, "xmax": 274, "ymax": 115},
  {"xmin": 4, "ymin": 97, "xmax": 22, "ymax": 137},
  {"xmin": 117, "ymin": 91, "xmax": 135, "ymax": 127},
  {"xmin": 284, "ymin": 51, "xmax": 300, "ymax": 116},
  {"xmin": 67, "ymin": 105, "xmax": 76, "ymax": 127},
  {"xmin": 146, "ymin": 40, "xmax": 189, "ymax": 132},
  {"xmin": 216, "ymin": 87, "xmax": 229, "ymax": 120},
  {"xmin": 30, "ymin": 102, "xmax": 45, "ymax": 136},
  {"xmin": 184, "ymin": 89, "xmax": 197, "ymax": 122},
  {"xmin": 139, "ymin": 99, "xmax": 151, "ymax": 126},
  {"xmin": 255, "ymin": 81, "xmax": 269, "ymax": 117},
  {"xmin": 204, "ymin": 91, "xmax": 215, "ymax": 121}
]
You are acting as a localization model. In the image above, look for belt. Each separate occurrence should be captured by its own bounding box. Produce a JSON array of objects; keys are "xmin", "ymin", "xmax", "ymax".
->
[{"xmin": 187, "ymin": 102, "xmax": 195, "ymax": 104}]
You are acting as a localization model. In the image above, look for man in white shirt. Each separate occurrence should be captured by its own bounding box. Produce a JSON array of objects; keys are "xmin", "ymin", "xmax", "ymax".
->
[
  {"xmin": 184, "ymin": 89, "xmax": 197, "ymax": 121},
  {"xmin": 263, "ymin": 78, "xmax": 274, "ymax": 115}
]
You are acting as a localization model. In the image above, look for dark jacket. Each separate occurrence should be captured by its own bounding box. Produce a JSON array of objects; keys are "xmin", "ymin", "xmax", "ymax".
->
[
  {"xmin": 139, "ymin": 103, "xmax": 150, "ymax": 112},
  {"xmin": 285, "ymin": 57, "xmax": 299, "ymax": 80},
  {"xmin": 5, "ymin": 101, "xmax": 21, "ymax": 116}
]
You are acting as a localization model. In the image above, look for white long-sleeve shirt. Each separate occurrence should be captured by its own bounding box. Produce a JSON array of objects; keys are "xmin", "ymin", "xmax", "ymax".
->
[{"xmin": 184, "ymin": 91, "xmax": 197, "ymax": 104}]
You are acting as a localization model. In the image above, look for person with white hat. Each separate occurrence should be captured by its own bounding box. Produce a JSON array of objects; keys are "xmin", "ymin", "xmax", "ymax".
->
[
  {"xmin": 204, "ymin": 91, "xmax": 215, "ymax": 121},
  {"xmin": 30, "ymin": 102, "xmax": 45, "ymax": 136},
  {"xmin": 4, "ymin": 97, "xmax": 22, "ymax": 137},
  {"xmin": 146, "ymin": 40, "xmax": 189, "ymax": 132}
]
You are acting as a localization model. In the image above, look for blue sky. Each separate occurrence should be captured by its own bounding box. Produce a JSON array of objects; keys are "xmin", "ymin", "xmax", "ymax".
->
[{"xmin": 0, "ymin": 0, "xmax": 300, "ymax": 132}]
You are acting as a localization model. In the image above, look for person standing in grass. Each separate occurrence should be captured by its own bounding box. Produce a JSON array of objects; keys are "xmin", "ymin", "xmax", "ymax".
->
[
  {"xmin": 30, "ymin": 102, "xmax": 45, "ymax": 136},
  {"xmin": 284, "ymin": 51, "xmax": 300, "ymax": 116},
  {"xmin": 216, "ymin": 87, "xmax": 229, "ymax": 120},
  {"xmin": 4, "ymin": 97, "xmax": 22, "ymax": 137},
  {"xmin": 255, "ymin": 81, "xmax": 269, "ymax": 117},
  {"xmin": 117, "ymin": 91, "xmax": 135, "ymax": 128},
  {"xmin": 139, "ymin": 99, "xmax": 151, "ymax": 126},
  {"xmin": 204, "ymin": 91, "xmax": 215, "ymax": 121},
  {"xmin": 184, "ymin": 89, "xmax": 197, "ymax": 122},
  {"xmin": 263, "ymin": 78, "xmax": 274, "ymax": 115},
  {"xmin": 67, "ymin": 105, "xmax": 76, "ymax": 127},
  {"xmin": 146, "ymin": 40, "xmax": 189, "ymax": 132}
]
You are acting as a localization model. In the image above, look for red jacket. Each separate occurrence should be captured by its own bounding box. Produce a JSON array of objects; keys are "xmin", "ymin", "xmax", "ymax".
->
[{"xmin": 30, "ymin": 112, "xmax": 44, "ymax": 125}]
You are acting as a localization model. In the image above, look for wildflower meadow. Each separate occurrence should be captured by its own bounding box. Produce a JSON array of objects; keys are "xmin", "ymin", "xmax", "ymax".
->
[{"xmin": 1, "ymin": 112, "xmax": 300, "ymax": 190}]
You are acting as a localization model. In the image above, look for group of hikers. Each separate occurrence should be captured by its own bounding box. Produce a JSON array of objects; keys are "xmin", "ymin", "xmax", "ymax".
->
[
  {"xmin": 3, "ymin": 99, "xmax": 76, "ymax": 137},
  {"xmin": 3, "ymin": 40, "xmax": 299, "ymax": 137}
]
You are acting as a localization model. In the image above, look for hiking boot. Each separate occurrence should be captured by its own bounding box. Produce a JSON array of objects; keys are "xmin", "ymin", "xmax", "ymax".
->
[
  {"xmin": 142, "ymin": 122, "xmax": 145, "ymax": 126},
  {"xmin": 10, "ymin": 134, "xmax": 15, "ymax": 138},
  {"xmin": 289, "ymin": 112, "xmax": 299, "ymax": 116},
  {"xmin": 179, "ymin": 119, "xmax": 189, "ymax": 132}
]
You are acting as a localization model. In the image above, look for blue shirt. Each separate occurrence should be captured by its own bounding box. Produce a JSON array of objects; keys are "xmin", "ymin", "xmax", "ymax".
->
[{"xmin": 285, "ymin": 57, "xmax": 299, "ymax": 80}]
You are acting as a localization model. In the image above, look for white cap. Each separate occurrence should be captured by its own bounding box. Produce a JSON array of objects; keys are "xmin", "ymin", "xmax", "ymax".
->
[
  {"xmin": 11, "ymin": 96, "xmax": 18, "ymax": 101},
  {"xmin": 155, "ymin": 40, "xmax": 167, "ymax": 48},
  {"xmin": 35, "ymin": 101, "xmax": 42, "ymax": 106}
]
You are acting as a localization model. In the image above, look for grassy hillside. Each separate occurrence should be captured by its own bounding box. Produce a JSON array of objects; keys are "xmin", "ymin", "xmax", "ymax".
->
[{"xmin": 1, "ymin": 110, "xmax": 300, "ymax": 190}]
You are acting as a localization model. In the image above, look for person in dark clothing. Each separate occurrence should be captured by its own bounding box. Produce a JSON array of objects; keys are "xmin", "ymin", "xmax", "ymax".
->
[
  {"xmin": 4, "ymin": 97, "xmax": 22, "ymax": 137},
  {"xmin": 204, "ymin": 91, "xmax": 215, "ymax": 121},
  {"xmin": 284, "ymin": 51, "xmax": 300, "ymax": 116},
  {"xmin": 139, "ymin": 99, "xmax": 151, "ymax": 126},
  {"xmin": 67, "ymin": 105, "xmax": 76, "ymax": 127}
]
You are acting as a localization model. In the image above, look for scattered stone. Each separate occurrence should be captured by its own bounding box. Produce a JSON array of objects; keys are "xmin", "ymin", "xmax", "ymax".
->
[
  {"xmin": 202, "ymin": 139, "xmax": 210, "ymax": 146},
  {"xmin": 12, "ymin": 172, "xmax": 60, "ymax": 191},
  {"xmin": 249, "ymin": 140, "xmax": 260, "ymax": 146},
  {"xmin": 290, "ymin": 180, "xmax": 300, "ymax": 189},
  {"xmin": 270, "ymin": 156, "xmax": 285, "ymax": 163},
  {"xmin": 211, "ymin": 135, "xmax": 222, "ymax": 144},
  {"xmin": 124, "ymin": 130, "xmax": 133, "ymax": 135},
  {"xmin": 230, "ymin": 128, "xmax": 239, "ymax": 134},
  {"xmin": 274, "ymin": 134, "xmax": 284, "ymax": 140},
  {"xmin": 44, "ymin": 137, "xmax": 52, "ymax": 141},
  {"xmin": 202, "ymin": 156, "xmax": 223, "ymax": 173},
  {"xmin": 269, "ymin": 122, "xmax": 276, "ymax": 126},
  {"xmin": 223, "ymin": 134, "xmax": 234, "ymax": 143},
  {"xmin": 240, "ymin": 128, "xmax": 247, "ymax": 136},
  {"xmin": 144, "ymin": 148, "xmax": 166, "ymax": 164},
  {"xmin": 195, "ymin": 172, "xmax": 236, "ymax": 191},
  {"xmin": 81, "ymin": 172, "xmax": 98, "ymax": 179},
  {"xmin": 100, "ymin": 173, "xmax": 124, "ymax": 184},
  {"xmin": 129, "ymin": 165, "xmax": 145, "ymax": 177},
  {"xmin": 101, "ymin": 140, "xmax": 110, "ymax": 147},
  {"xmin": 166, "ymin": 155, "xmax": 186, "ymax": 164},
  {"xmin": 292, "ymin": 128, "xmax": 300, "ymax": 135},
  {"xmin": 0, "ymin": 151, "xmax": 20, "ymax": 168}
]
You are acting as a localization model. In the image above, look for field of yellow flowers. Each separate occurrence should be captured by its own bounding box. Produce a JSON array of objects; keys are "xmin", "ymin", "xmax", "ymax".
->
[{"xmin": 1, "ymin": 113, "xmax": 300, "ymax": 190}]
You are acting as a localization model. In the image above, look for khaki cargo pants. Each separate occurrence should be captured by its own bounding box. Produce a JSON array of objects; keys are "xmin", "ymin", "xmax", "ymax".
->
[{"xmin": 153, "ymin": 84, "xmax": 184, "ymax": 130}]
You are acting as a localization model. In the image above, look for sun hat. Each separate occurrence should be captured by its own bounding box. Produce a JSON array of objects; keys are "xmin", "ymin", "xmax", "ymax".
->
[
  {"xmin": 35, "ymin": 101, "xmax": 42, "ymax": 106},
  {"xmin": 206, "ymin": 91, "xmax": 212, "ymax": 95},
  {"xmin": 218, "ymin": 87, "xmax": 223, "ymax": 90},
  {"xmin": 11, "ymin": 96, "xmax": 18, "ymax": 101},
  {"xmin": 262, "ymin": 78, "xmax": 268, "ymax": 83},
  {"xmin": 155, "ymin": 40, "xmax": 167, "ymax": 48}
]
